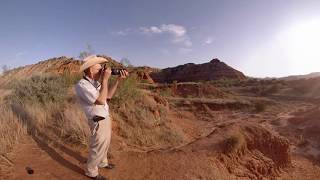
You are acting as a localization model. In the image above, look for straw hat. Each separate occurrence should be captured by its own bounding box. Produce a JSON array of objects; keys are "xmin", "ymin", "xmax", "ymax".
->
[{"xmin": 79, "ymin": 55, "xmax": 108, "ymax": 72}]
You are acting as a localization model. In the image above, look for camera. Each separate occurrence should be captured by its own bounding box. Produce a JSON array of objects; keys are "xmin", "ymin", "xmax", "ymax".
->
[
  {"xmin": 102, "ymin": 64, "xmax": 125, "ymax": 76},
  {"xmin": 111, "ymin": 69, "xmax": 125, "ymax": 76}
]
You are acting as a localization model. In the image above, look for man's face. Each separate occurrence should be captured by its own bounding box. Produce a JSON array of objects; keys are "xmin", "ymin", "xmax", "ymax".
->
[{"xmin": 89, "ymin": 64, "xmax": 103, "ymax": 81}]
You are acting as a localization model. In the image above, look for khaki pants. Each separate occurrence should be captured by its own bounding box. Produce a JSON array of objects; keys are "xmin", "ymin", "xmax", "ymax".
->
[{"xmin": 85, "ymin": 117, "xmax": 112, "ymax": 177}]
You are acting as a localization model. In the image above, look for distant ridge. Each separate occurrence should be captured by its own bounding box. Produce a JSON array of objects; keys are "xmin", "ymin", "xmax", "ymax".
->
[
  {"xmin": 280, "ymin": 72, "xmax": 320, "ymax": 81},
  {"xmin": 150, "ymin": 58, "xmax": 246, "ymax": 83}
]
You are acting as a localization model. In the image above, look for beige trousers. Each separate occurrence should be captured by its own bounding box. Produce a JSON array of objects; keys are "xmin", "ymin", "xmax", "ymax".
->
[{"xmin": 85, "ymin": 117, "xmax": 112, "ymax": 177}]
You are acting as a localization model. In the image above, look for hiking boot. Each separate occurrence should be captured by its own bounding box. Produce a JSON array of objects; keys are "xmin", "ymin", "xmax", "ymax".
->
[
  {"xmin": 87, "ymin": 174, "xmax": 107, "ymax": 180},
  {"xmin": 101, "ymin": 163, "xmax": 115, "ymax": 169}
]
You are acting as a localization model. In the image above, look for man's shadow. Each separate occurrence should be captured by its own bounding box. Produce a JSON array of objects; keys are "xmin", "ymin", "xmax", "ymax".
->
[{"xmin": 11, "ymin": 104, "xmax": 88, "ymax": 177}]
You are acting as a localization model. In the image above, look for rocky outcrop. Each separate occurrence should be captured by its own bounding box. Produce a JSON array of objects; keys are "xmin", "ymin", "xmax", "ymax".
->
[
  {"xmin": 150, "ymin": 58, "xmax": 246, "ymax": 83},
  {"xmin": 129, "ymin": 66, "xmax": 157, "ymax": 84},
  {"xmin": 218, "ymin": 124, "xmax": 291, "ymax": 179}
]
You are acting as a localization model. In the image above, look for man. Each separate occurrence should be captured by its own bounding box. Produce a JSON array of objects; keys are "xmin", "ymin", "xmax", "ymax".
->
[{"xmin": 75, "ymin": 55, "xmax": 128, "ymax": 180}]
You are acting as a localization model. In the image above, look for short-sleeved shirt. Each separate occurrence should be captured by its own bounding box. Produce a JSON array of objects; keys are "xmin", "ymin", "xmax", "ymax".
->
[{"xmin": 75, "ymin": 76, "xmax": 109, "ymax": 121}]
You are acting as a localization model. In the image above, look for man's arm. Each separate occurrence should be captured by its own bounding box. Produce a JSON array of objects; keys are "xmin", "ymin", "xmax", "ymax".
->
[
  {"xmin": 107, "ymin": 70, "xmax": 129, "ymax": 100},
  {"xmin": 95, "ymin": 67, "xmax": 111, "ymax": 105}
]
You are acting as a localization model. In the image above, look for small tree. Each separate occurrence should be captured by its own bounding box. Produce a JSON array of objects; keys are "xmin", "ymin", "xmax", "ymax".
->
[
  {"xmin": 120, "ymin": 57, "xmax": 133, "ymax": 68},
  {"xmin": 78, "ymin": 43, "xmax": 94, "ymax": 59},
  {"xmin": 1, "ymin": 65, "xmax": 10, "ymax": 75}
]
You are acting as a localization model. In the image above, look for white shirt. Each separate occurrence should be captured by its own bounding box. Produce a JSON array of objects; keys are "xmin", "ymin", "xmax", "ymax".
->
[{"xmin": 75, "ymin": 76, "xmax": 109, "ymax": 121}]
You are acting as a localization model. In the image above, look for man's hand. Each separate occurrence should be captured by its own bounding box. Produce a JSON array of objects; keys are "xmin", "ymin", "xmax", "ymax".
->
[
  {"xmin": 102, "ymin": 67, "xmax": 112, "ymax": 82},
  {"xmin": 117, "ymin": 70, "xmax": 129, "ymax": 80},
  {"xmin": 107, "ymin": 70, "xmax": 129, "ymax": 100},
  {"xmin": 96, "ymin": 67, "xmax": 111, "ymax": 105}
]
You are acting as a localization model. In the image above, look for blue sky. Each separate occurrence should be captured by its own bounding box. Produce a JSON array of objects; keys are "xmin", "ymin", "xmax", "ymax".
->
[{"xmin": 1, "ymin": 0, "xmax": 320, "ymax": 77}]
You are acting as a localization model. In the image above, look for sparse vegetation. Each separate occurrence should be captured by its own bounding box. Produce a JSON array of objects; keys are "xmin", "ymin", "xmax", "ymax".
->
[
  {"xmin": 110, "ymin": 76, "xmax": 141, "ymax": 108},
  {"xmin": 109, "ymin": 77, "xmax": 184, "ymax": 147},
  {"xmin": 3, "ymin": 73, "xmax": 88, "ymax": 148},
  {"xmin": 0, "ymin": 105, "xmax": 26, "ymax": 155},
  {"xmin": 8, "ymin": 75, "xmax": 68, "ymax": 105},
  {"xmin": 2, "ymin": 71, "xmax": 183, "ymax": 150},
  {"xmin": 249, "ymin": 83, "xmax": 281, "ymax": 96},
  {"xmin": 221, "ymin": 134, "xmax": 245, "ymax": 154}
]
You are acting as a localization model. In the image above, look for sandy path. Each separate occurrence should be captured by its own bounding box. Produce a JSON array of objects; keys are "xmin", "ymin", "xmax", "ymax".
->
[
  {"xmin": 5, "ymin": 135, "xmax": 88, "ymax": 180},
  {"xmin": 3, "ymin": 96, "xmax": 320, "ymax": 180},
  {"xmin": 3, "ymin": 112, "xmax": 224, "ymax": 180},
  {"xmin": 4, "ymin": 127, "xmax": 227, "ymax": 180}
]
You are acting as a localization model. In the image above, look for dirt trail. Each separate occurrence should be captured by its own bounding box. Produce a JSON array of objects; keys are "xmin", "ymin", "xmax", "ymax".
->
[
  {"xmin": 4, "ymin": 126, "xmax": 228, "ymax": 180},
  {"xmin": 3, "ymin": 135, "xmax": 87, "ymax": 180},
  {"xmin": 3, "ymin": 96, "xmax": 320, "ymax": 180}
]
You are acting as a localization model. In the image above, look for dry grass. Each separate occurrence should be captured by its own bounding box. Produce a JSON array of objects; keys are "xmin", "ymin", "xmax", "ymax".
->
[
  {"xmin": 112, "ymin": 93, "xmax": 184, "ymax": 147},
  {"xmin": 220, "ymin": 133, "xmax": 245, "ymax": 154},
  {"xmin": 3, "ymin": 73, "xmax": 89, "ymax": 149},
  {"xmin": 53, "ymin": 102, "xmax": 90, "ymax": 146},
  {"xmin": 8, "ymin": 99, "xmax": 90, "ymax": 148},
  {"xmin": 2, "ymin": 72, "xmax": 184, "ymax": 152},
  {"xmin": 0, "ymin": 105, "xmax": 26, "ymax": 155}
]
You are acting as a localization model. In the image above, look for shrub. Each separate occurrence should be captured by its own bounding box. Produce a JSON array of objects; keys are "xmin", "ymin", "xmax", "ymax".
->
[
  {"xmin": 7, "ymin": 74, "xmax": 79, "ymax": 105},
  {"xmin": 110, "ymin": 76, "xmax": 141, "ymax": 108},
  {"xmin": 8, "ymin": 76, "xmax": 66, "ymax": 105},
  {"xmin": 221, "ymin": 134, "xmax": 245, "ymax": 154}
]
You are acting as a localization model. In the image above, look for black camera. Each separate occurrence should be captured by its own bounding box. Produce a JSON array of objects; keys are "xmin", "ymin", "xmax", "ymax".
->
[
  {"xmin": 111, "ymin": 69, "xmax": 125, "ymax": 76},
  {"xmin": 102, "ymin": 64, "xmax": 125, "ymax": 76}
]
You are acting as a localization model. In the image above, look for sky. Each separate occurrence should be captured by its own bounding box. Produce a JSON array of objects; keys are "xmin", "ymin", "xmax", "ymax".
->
[{"xmin": 0, "ymin": 0, "xmax": 320, "ymax": 78}]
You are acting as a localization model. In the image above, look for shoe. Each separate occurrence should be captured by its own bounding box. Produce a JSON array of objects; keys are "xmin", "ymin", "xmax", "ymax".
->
[
  {"xmin": 102, "ymin": 163, "xmax": 115, "ymax": 169},
  {"xmin": 87, "ymin": 174, "xmax": 107, "ymax": 180}
]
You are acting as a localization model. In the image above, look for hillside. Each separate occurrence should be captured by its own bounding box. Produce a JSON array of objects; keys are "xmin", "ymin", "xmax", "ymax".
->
[
  {"xmin": 1, "ymin": 56, "xmax": 320, "ymax": 179},
  {"xmin": 150, "ymin": 58, "xmax": 246, "ymax": 83},
  {"xmin": 280, "ymin": 72, "xmax": 320, "ymax": 81},
  {"xmin": 0, "ymin": 56, "xmax": 155, "ymax": 87}
]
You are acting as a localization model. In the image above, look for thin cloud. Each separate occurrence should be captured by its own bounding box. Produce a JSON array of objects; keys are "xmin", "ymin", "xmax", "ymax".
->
[
  {"xmin": 113, "ymin": 28, "xmax": 131, "ymax": 36},
  {"xmin": 140, "ymin": 24, "xmax": 192, "ymax": 47},
  {"xmin": 204, "ymin": 37, "xmax": 214, "ymax": 45},
  {"xmin": 115, "ymin": 31, "xmax": 127, "ymax": 36}
]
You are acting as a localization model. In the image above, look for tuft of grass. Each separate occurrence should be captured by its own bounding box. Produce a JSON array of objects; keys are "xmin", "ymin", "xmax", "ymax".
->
[
  {"xmin": 0, "ymin": 105, "xmax": 26, "ymax": 155},
  {"xmin": 221, "ymin": 134, "xmax": 245, "ymax": 154}
]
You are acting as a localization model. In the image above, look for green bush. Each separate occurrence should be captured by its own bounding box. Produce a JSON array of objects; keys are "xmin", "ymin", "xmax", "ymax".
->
[
  {"xmin": 8, "ymin": 74, "xmax": 76, "ymax": 105},
  {"xmin": 110, "ymin": 76, "xmax": 141, "ymax": 108}
]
